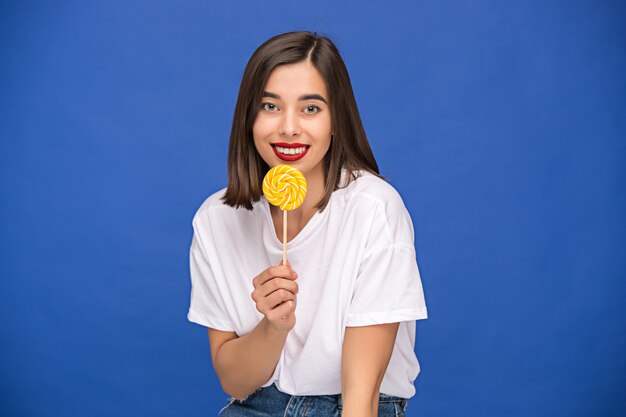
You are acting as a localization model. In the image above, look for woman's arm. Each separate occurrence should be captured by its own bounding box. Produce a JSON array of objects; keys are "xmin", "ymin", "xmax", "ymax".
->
[
  {"xmin": 214, "ymin": 316, "xmax": 289, "ymax": 400},
  {"xmin": 341, "ymin": 322, "xmax": 400, "ymax": 417}
]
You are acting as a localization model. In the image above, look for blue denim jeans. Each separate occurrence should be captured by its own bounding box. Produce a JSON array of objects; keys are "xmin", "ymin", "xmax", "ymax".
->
[{"xmin": 218, "ymin": 383, "xmax": 409, "ymax": 416}]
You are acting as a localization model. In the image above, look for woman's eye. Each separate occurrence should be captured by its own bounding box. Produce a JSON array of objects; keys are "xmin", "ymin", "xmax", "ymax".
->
[
  {"xmin": 261, "ymin": 103, "xmax": 276, "ymax": 111},
  {"xmin": 304, "ymin": 105, "xmax": 320, "ymax": 114},
  {"xmin": 261, "ymin": 103, "xmax": 320, "ymax": 114}
]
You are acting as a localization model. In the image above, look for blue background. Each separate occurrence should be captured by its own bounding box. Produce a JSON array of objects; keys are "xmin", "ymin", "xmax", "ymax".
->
[{"xmin": 1, "ymin": 1, "xmax": 625, "ymax": 416}]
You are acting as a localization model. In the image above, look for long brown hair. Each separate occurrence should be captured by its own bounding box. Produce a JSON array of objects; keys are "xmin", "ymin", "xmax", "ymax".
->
[{"xmin": 221, "ymin": 31, "xmax": 386, "ymax": 211}]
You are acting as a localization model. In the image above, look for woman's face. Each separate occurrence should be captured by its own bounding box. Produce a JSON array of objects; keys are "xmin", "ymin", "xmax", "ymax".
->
[{"xmin": 252, "ymin": 61, "xmax": 332, "ymax": 183}]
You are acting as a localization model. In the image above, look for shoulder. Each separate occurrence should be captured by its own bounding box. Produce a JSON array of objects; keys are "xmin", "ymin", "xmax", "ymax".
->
[
  {"xmin": 339, "ymin": 170, "xmax": 415, "ymax": 247},
  {"xmin": 341, "ymin": 170, "xmax": 406, "ymax": 213},
  {"xmin": 191, "ymin": 186, "xmax": 263, "ymax": 233},
  {"xmin": 191, "ymin": 186, "xmax": 229, "ymax": 226}
]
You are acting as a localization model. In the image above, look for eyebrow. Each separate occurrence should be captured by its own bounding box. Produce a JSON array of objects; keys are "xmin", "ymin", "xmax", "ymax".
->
[{"xmin": 262, "ymin": 91, "xmax": 328, "ymax": 104}]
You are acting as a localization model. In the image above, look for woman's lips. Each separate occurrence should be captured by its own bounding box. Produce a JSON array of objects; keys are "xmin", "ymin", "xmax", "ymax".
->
[{"xmin": 272, "ymin": 145, "xmax": 309, "ymax": 161}]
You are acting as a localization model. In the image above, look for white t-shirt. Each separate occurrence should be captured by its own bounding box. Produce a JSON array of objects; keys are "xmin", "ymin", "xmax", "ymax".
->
[{"xmin": 187, "ymin": 168, "xmax": 428, "ymax": 399}]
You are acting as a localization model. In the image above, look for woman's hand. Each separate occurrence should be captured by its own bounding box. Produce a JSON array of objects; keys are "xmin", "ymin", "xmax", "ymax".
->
[{"xmin": 251, "ymin": 260, "xmax": 299, "ymax": 333}]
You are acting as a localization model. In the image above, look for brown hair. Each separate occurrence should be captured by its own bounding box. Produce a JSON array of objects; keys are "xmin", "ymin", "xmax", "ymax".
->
[{"xmin": 221, "ymin": 30, "xmax": 386, "ymax": 211}]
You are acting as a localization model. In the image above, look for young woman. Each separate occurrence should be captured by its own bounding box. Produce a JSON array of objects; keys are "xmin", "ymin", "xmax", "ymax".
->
[{"xmin": 188, "ymin": 31, "xmax": 428, "ymax": 417}]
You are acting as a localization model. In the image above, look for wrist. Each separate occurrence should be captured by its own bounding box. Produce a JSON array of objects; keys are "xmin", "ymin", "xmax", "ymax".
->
[
  {"xmin": 260, "ymin": 317, "xmax": 290, "ymax": 338},
  {"xmin": 341, "ymin": 391, "xmax": 378, "ymax": 417}
]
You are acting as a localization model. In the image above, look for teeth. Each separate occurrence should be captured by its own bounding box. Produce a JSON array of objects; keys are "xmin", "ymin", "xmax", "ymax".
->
[{"xmin": 275, "ymin": 146, "xmax": 307, "ymax": 155}]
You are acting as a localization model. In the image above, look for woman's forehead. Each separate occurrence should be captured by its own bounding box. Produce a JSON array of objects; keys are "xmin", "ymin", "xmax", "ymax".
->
[{"xmin": 264, "ymin": 62, "xmax": 328, "ymax": 99}]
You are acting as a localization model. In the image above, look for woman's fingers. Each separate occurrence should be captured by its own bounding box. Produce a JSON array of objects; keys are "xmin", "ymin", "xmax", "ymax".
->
[
  {"xmin": 251, "ymin": 263, "xmax": 299, "ymax": 331},
  {"xmin": 253, "ymin": 264, "xmax": 297, "ymax": 288}
]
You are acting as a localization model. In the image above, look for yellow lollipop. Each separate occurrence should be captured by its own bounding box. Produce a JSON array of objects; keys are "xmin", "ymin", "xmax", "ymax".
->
[
  {"xmin": 263, "ymin": 165, "xmax": 307, "ymax": 210},
  {"xmin": 263, "ymin": 164, "xmax": 307, "ymax": 264}
]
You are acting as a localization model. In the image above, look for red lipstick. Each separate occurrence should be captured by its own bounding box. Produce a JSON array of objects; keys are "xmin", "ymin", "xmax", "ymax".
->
[{"xmin": 271, "ymin": 143, "xmax": 310, "ymax": 162}]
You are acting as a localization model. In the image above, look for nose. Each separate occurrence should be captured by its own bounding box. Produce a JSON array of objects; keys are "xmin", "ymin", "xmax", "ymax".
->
[{"xmin": 278, "ymin": 109, "xmax": 301, "ymax": 137}]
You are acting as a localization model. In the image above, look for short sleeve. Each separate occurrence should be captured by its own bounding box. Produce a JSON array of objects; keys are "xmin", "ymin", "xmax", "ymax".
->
[
  {"xmin": 187, "ymin": 228, "xmax": 237, "ymax": 332},
  {"xmin": 345, "ymin": 194, "xmax": 428, "ymax": 327},
  {"xmin": 346, "ymin": 244, "xmax": 428, "ymax": 327}
]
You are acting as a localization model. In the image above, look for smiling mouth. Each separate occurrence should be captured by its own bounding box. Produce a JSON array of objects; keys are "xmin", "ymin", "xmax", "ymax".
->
[
  {"xmin": 271, "ymin": 144, "xmax": 310, "ymax": 155},
  {"xmin": 271, "ymin": 144, "xmax": 310, "ymax": 161}
]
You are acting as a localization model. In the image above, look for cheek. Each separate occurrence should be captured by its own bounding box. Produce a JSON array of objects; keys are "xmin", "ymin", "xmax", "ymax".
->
[
  {"xmin": 253, "ymin": 117, "xmax": 275, "ymax": 138},
  {"xmin": 252, "ymin": 118, "xmax": 266, "ymax": 139},
  {"xmin": 306, "ymin": 117, "xmax": 331, "ymax": 135}
]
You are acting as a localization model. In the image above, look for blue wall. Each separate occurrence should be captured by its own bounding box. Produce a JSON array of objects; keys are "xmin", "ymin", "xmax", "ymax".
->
[{"xmin": 1, "ymin": 1, "xmax": 624, "ymax": 416}]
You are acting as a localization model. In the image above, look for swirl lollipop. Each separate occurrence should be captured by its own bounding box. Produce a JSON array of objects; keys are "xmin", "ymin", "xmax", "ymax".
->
[{"xmin": 263, "ymin": 164, "xmax": 307, "ymax": 265}]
